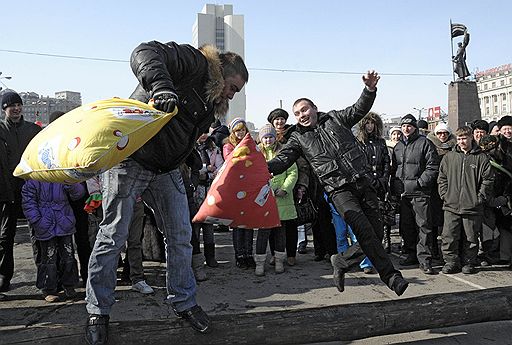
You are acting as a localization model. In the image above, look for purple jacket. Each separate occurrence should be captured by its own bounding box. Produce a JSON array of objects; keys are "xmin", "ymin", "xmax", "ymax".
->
[{"xmin": 22, "ymin": 180, "xmax": 85, "ymax": 241}]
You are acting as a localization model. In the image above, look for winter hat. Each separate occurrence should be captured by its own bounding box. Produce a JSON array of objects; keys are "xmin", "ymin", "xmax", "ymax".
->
[
  {"xmin": 267, "ymin": 108, "xmax": 289, "ymax": 124},
  {"xmin": 488, "ymin": 121, "xmax": 498, "ymax": 134},
  {"xmin": 210, "ymin": 118, "xmax": 221, "ymax": 129},
  {"xmin": 471, "ymin": 119, "xmax": 489, "ymax": 133},
  {"xmin": 498, "ymin": 115, "xmax": 512, "ymax": 128},
  {"xmin": 434, "ymin": 122, "xmax": 451, "ymax": 134},
  {"xmin": 228, "ymin": 117, "xmax": 246, "ymax": 132},
  {"xmin": 417, "ymin": 119, "xmax": 428, "ymax": 129},
  {"xmin": 388, "ymin": 126, "xmax": 402, "ymax": 137},
  {"xmin": 258, "ymin": 124, "xmax": 277, "ymax": 141},
  {"xmin": 1, "ymin": 91, "xmax": 23, "ymax": 110},
  {"xmin": 399, "ymin": 114, "xmax": 417, "ymax": 128}
]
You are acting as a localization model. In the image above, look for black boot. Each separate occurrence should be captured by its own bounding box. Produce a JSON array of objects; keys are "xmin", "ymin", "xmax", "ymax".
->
[
  {"xmin": 245, "ymin": 254, "xmax": 256, "ymax": 268},
  {"xmin": 204, "ymin": 244, "xmax": 218, "ymax": 268},
  {"xmin": 388, "ymin": 273, "xmax": 409, "ymax": 296},
  {"xmin": 85, "ymin": 314, "xmax": 109, "ymax": 345},
  {"xmin": 235, "ymin": 255, "xmax": 248, "ymax": 269}
]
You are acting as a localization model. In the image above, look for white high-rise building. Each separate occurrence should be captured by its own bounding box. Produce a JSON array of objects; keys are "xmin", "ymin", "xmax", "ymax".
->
[{"xmin": 193, "ymin": 4, "xmax": 245, "ymax": 125}]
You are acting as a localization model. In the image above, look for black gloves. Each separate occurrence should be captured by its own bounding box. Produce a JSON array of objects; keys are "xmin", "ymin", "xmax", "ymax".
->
[{"xmin": 153, "ymin": 90, "xmax": 178, "ymax": 113}]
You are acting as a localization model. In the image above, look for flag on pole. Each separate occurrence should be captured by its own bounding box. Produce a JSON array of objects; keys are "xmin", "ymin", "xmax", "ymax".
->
[{"xmin": 451, "ymin": 23, "xmax": 467, "ymax": 38}]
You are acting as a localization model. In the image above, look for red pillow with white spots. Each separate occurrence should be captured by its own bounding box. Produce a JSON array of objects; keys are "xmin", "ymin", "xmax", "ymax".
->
[{"xmin": 192, "ymin": 133, "xmax": 281, "ymax": 229}]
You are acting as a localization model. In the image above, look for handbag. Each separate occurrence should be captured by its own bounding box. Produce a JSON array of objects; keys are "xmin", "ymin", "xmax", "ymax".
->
[{"xmin": 295, "ymin": 197, "xmax": 318, "ymax": 225}]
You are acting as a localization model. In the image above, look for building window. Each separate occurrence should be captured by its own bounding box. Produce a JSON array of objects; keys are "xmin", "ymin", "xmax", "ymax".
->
[
  {"xmin": 494, "ymin": 105, "xmax": 498, "ymax": 114},
  {"xmin": 484, "ymin": 84, "xmax": 488, "ymax": 90},
  {"xmin": 503, "ymin": 104, "xmax": 507, "ymax": 113},
  {"xmin": 492, "ymin": 81, "xmax": 496, "ymax": 88},
  {"xmin": 503, "ymin": 93, "xmax": 507, "ymax": 101},
  {"xmin": 493, "ymin": 95, "xmax": 498, "ymax": 102},
  {"xmin": 501, "ymin": 80, "xmax": 505, "ymax": 86},
  {"xmin": 486, "ymin": 107, "xmax": 490, "ymax": 115},
  {"xmin": 485, "ymin": 96, "xmax": 489, "ymax": 104}
]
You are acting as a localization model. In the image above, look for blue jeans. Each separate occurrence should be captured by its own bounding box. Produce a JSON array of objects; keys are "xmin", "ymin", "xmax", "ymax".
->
[{"xmin": 86, "ymin": 159, "xmax": 196, "ymax": 315}]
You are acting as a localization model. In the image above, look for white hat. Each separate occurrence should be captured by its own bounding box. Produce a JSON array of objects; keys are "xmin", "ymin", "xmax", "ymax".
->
[
  {"xmin": 434, "ymin": 122, "xmax": 451, "ymax": 134},
  {"xmin": 388, "ymin": 126, "xmax": 402, "ymax": 137}
]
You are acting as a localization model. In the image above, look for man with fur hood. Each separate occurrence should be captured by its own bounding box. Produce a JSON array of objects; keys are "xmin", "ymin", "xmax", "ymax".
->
[{"xmin": 85, "ymin": 41, "xmax": 248, "ymax": 345}]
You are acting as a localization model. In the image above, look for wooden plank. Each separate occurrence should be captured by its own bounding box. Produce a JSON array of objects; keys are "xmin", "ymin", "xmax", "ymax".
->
[{"xmin": 7, "ymin": 286, "xmax": 512, "ymax": 345}]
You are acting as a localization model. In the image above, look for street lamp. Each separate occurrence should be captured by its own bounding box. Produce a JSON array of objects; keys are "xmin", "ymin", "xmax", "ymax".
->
[
  {"xmin": 413, "ymin": 107, "xmax": 427, "ymax": 120},
  {"xmin": 0, "ymin": 72, "xmax": 13, "ymax": 92}
]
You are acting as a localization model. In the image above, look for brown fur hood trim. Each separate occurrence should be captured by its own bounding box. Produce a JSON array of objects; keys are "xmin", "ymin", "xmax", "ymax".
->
[
  {"xmin": 357, "ymin": 111, "xmax": 384, "ymax": 142},
  {"xmin": 199, "ymin": 45, "xmax": 225, "ymax": 109}
]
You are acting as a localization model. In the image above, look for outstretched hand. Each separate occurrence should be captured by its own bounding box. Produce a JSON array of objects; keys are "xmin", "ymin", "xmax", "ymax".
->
[{"xmin": 362, "ymin": 70, "xmax": 380, "ymax": 92}]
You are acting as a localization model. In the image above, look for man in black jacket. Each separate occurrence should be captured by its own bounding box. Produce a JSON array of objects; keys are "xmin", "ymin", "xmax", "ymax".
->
[
  {"xmin": 85, "ymin": 41, "xmax": 248, "ymax": 345},
  {"xmin": 392, "ymin": 114, "xmax": 439, "ymax": 274},
  {"xmin": 268, "ymin": 71, "xmax": 408, "ymax": 296},
  {"xmin": 0, "ymin": 91, "xmax": 41, "ymax": 296}
]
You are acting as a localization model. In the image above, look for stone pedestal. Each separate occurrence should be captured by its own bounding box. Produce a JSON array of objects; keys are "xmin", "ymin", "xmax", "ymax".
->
[{"xmin": 448, "ymin": 81, "xmax": 481, "ymax": 130}]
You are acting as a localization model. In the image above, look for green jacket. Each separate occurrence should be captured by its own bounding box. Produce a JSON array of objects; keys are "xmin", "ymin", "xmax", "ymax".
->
[
  {"xmin": 259, "ymin": 142, "xmax": 298, "ymax": 221},
  {"xmin": 438, "ymin": 142, "xmax": 493, "ymax": 215}
]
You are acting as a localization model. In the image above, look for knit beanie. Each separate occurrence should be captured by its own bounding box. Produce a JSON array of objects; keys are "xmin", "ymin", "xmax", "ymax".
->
[
  {"xmin": 228, "ymin": 117, "xmax": 246, "ymax": 132},
  {"xmin": 498, "ymin": 115, "xmax": 512, "ymax": 128},
  {"xmin": 471, "ymin": 119, "xmax": 489, "ymax": 133},
  {"xmin": 417, "ymin": 119, "xmax": 428, "ymax": 129},
  {"xmin": 258, "ymin": 124, "xmax": 277, "ymax": 142},
  {"xmin": 400, "ymin": 114, "xmax": 417, "ymax": 128},
  {"xmin": 388, "ymin": 126, "xmax": 402, "ymax": 137},
  {"xmin": 267, "ymin": 108, "xmax": 289, "ymax": 124},
  {"xmin": 434, "ymin": 122, "xmax": 451, "ymax": 134},
  {"xmin": 1, "ymin": 91, "xmax": 23, "ymax": 110}
]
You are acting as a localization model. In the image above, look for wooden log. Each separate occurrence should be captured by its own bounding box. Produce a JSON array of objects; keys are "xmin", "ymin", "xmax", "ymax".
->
[{"xmin": 8, "ymin": 286, "xmax": 512, "ymax": 344}]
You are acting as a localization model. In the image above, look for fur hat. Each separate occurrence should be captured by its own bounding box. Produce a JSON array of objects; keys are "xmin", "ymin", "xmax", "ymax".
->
[
  {"xmin": 388, "ymin": 126, "xmax": 402, "ymax": 137},
  {"xmin": 498, "ymin": 115, "xmax": 512, "ymax": 128},
  {"xmin": 1, "ymin": 91, "xmax": 23, "ymax": 110},
  {"xmin": 228, "ymin": 117, "xmax": 246, "ymax": 132},
  {"xmin": 400, "ymin": 114, "xmax": 417, "ymax": 128},
  {"xmin": 434, "ymin": 122, "xmax": 451, "ymax": 134},
  {"xmin": 267, "ymin": 108, "xmax": 289, "ymax": 124},
  {"xmin": 258, "ymin": 124, "xmax": 277, "ymax": 141},
  {"xmin": 471, "ymin": 119, "xmax": 489, "ymax": 133}
]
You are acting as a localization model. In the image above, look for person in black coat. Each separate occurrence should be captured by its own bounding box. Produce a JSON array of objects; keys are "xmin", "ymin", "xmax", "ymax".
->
[
  {"xmin": 391, "ymin": 114, "xmax": 440, "ymax": 274},
  {"xmin": 268, "ymin": 71, "xmax": 408, "ymax": 297}
]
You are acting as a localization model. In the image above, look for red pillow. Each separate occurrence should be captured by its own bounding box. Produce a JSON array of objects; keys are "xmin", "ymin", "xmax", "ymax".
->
[{"xmin": 192, "ymin": 133, "xmax": 280, "ymax": 229}]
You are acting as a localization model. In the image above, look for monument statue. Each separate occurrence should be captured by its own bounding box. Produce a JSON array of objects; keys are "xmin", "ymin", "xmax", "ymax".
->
[{"xmin": 452, "ymin": 30, "xmax": 470, "ymax": 81}]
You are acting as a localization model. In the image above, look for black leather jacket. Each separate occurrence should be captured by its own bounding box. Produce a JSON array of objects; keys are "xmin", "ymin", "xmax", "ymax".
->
[
  {"xmin": 268, "ymin": 88, "xmax": 376, "ymax": 193},
  {"xmin": 129, "ymin": 41, "xmax": 220, "ymax": 173}
]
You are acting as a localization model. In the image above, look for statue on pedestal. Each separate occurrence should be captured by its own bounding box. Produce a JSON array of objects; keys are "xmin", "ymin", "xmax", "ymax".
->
[{"xmin": 451, "ymin": 22, "xmax": 470, "ymax": 81}]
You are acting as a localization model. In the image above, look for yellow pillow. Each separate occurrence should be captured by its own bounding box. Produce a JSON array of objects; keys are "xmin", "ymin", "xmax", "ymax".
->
[{"xmin": 14, "ymin": 98, "xmax": 177, "ymax": 183}]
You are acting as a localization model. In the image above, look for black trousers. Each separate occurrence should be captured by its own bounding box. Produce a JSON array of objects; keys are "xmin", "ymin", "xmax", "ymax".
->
[
  {"xmin": 399, "ymin": 196, "xmax": 433, "ymax": 265},
  {"xmin": 330, "ymin": 180, "xmax": 399, "ymax": 286},
  {"xmin": 256, "ymin": 227, "xmax": 285, "ymax": 254},
  {"xmin": 69, "ymin": 194, "xmax": 92, "ymax": 283},
  {"xmin": 312, "ymin": 198, "xmax": 338, "ymax": 257},
  {"xmin": 232, "ymin": 228, "xmax": 254, "ymax": 257},
  {"xmin": 0, "ymin": 201, "xmax": 19, "ymax": 289},
  {"xmin": 269, "ymin": 219, "xmax": 298, "ymax": 257}
]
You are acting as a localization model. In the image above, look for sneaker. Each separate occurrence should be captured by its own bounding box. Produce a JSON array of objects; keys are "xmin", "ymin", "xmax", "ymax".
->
[
  {"xmin": 174, "ymin": 305, "xmax": 210, "ymax": 333},
  {"xmin": 297, "ymin": 243, "xmax": 307, "ymax": 254},
  {"xmin": 287, "ymin": 257, "xmax": 296, "ymax": 266},
  {"xmin": 131, "ymin": 280, "xmax": 154, "ymax": 294},
  {"xmin": 462, "ymin": 265, "xmax": 476, "ymax": 274},
  {"xmin": 63, "ymin": 287, "xmax": 77, "ymax": 299},
  {"xmin": 44, "ymin": 294, "xmax": 60, "ymax": 303},
  {"xmin": 85, "ymin": 314, "xmax": 109, "ymax": 345},
  {"xmin": 420, "ymin": 262, "xmax": 435, "ymax": 275},
  {"xmin": 235, "ymin": 256, "xmax": 248, "ymax": 269}
]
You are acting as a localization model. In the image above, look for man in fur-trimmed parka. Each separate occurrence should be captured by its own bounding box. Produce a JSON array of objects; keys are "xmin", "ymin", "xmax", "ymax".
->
[{"xmin": 85, "ymin": 41, "xmax": 248, "ymax": 345}]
